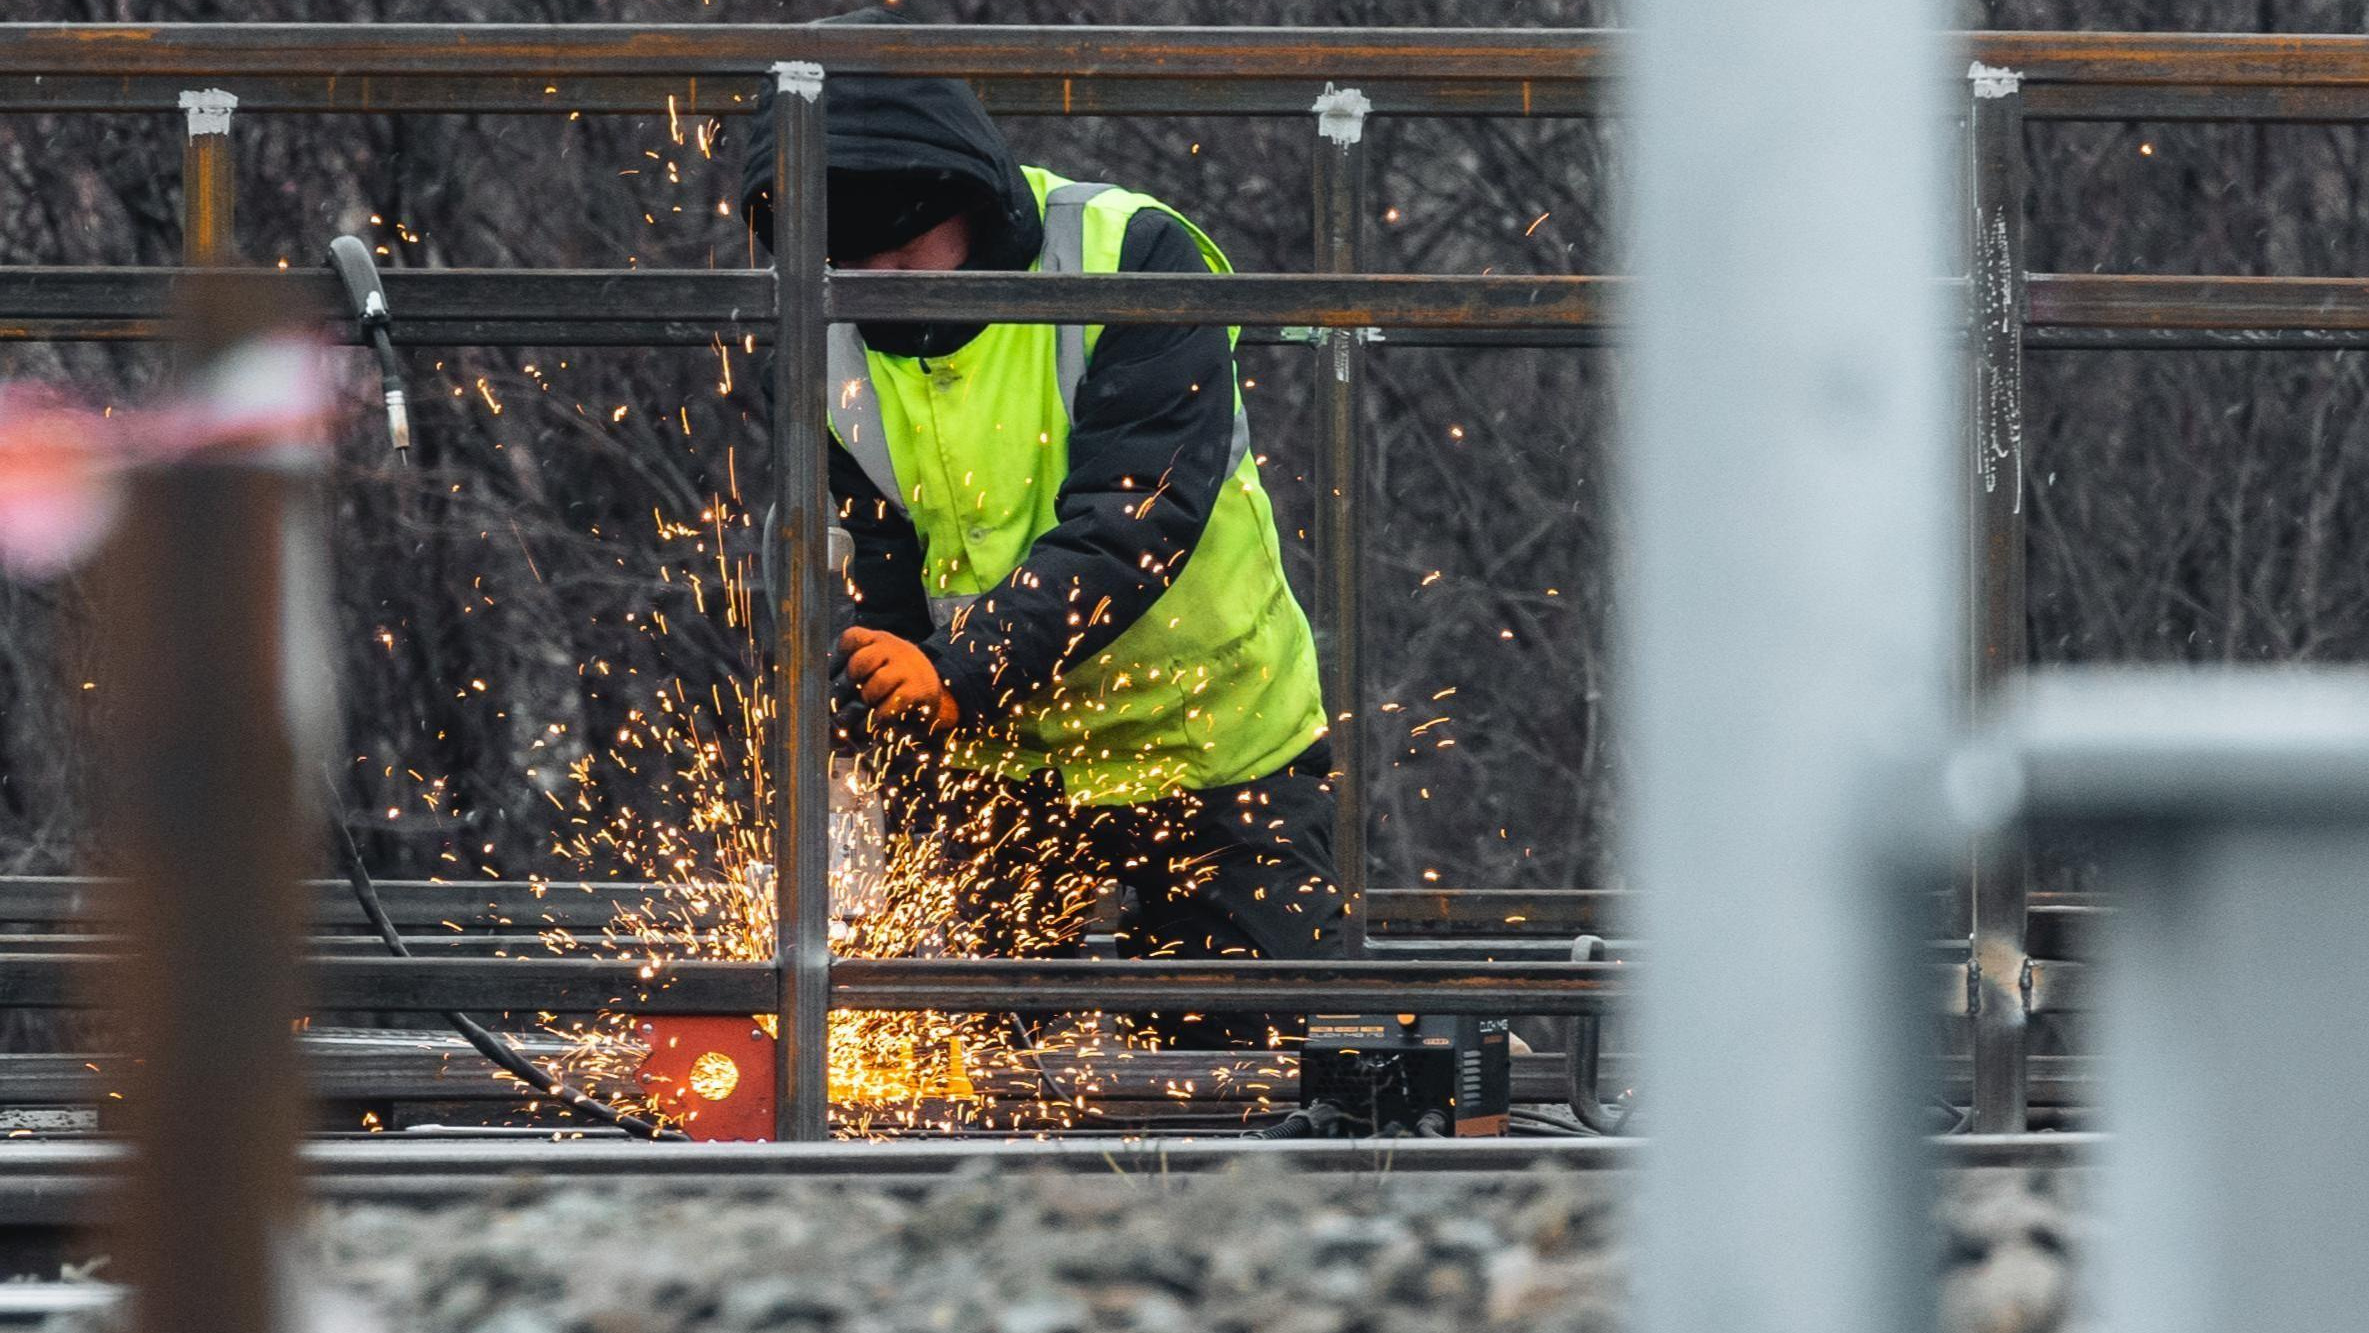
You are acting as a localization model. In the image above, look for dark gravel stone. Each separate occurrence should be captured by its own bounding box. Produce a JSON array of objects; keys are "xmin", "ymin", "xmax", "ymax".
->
[{"xmin": 39, "ymin": 1164, "xmax": 2091, "ymax": 1333}]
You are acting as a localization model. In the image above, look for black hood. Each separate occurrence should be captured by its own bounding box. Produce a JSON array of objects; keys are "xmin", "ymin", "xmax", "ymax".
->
[{"xmin": 743, "ymin": 7, "xmax": 1042, "ymax": 357}]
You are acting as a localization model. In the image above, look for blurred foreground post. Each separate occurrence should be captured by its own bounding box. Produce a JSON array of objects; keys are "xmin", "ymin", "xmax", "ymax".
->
[
  {"xmin": 93, "ymin": 272, "xmax": 328, "ymax": 1333},
  {"xmin": 1996, "ymin": 673, "xmax": 2369, "ymax": 1333},
  {"xmin": 1625, "ymin": 5, "xmax": 1950, "ymax": 1333}
]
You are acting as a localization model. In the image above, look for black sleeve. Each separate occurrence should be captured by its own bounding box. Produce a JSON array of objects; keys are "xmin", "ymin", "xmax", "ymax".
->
[
  {"xmin": 831, "ymin": 442, "xmax": 935, "ymax": 645},
  {"xmin": 923, "ymin": 207, "xmax": 1240, "ymax": 723}
]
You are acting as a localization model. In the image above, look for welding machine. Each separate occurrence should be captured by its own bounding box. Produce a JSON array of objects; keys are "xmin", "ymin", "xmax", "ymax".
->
[{"xmin": 1297, "ymin": 1013, "xmax": 1510, "ymax": 1137}]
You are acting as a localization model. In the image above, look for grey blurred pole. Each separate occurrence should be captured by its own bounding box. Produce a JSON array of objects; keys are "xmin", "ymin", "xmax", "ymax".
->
[
  {"xmin": 768, "ymin": 60, "xmax": 832, "ymax": 1142},
  {"xmin": 2099, "ymin": 822, "xmax": 2369, "ymax": 1333},
  {"xmin": 1625, "ymin": 6, "xmax": 1949, "ymax": 1333},
  {"xmin": 1996, "ymin": 671, "xmax": 2369, "ymax": 1333}
]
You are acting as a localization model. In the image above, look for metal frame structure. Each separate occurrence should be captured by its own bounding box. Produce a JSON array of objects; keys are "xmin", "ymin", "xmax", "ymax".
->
[{"xmin": 3, "ymin": 24, "xmax": 2368, "ymax": 1144}]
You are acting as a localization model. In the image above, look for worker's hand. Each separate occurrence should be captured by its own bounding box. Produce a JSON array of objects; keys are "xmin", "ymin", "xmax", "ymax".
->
[{"xmin": 839, "ymin": 627, "xmax": 959, "ymax": 730}]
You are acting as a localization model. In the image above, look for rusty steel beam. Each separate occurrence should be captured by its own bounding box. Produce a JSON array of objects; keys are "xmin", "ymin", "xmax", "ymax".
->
[
  {"xmin": 2029, "ymin": 273, "xmax": 2369, "ymax": 331},
  {"xmin": 0, "ymin": 875, "xmax": 1636, "ymax": 935},
  {"xmin": 33, "ymin": 269, "xmax": 2369, "ymax": 350},
  {"xmin": 0, "ymin": 267, "xmax": 1618, "ymax": 341},
  {"xmin": 10, "ymin": 29, "xmax": 2369, "ymax": 126},
  {"xmin": 830, "ymin": 957, "xmax": 1625, "ymax": 1015},
  {"xmin": 0, "ymin": 879, "xmax": 2097, "ymax": 963},
  {"xmin": 1977, "ymin": 30, "xmax": 2369, "ymax": 87},
  {"xmin": 2021, "ymin": 82, "xmax": 2369, "ymax": 123},
  {"xmin": 0, "ymin": 954, "xmax": 780, "ymax": 1013},
  {"xmin": 4, "ymin": 26, "xmax": 2369, "ymax": 90},
  {"xmin": 0, "ymin": 73, "xmax": 1607, "ymax": 118},
  {"xmin": 0, "ymin": 877, "xmax": 2101, "ymax": 953},
  {"xmin": 0, "ymin": 1044, "xmax": 2115, "ymax": 1112},
  {"xmin": 0, "ymin": 24, "xmax": 1615, "ymax": 82},
  {"xmin": 829, "ymin": 270, "xmax": 1616, "ymax": 329},
  {"xmin": 2, "ymin": 954, "xmax": 1633, "ymax": 1014}
]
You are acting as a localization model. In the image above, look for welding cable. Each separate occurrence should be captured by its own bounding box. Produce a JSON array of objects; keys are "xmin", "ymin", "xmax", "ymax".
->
[
  {"xmin": 1508, "ymin": 1107, "xmax": 1593, "ymax": 1134},
  {"xmin": 1006, "ymin": 1014, "xmax": 1084, "ymax": 1109},
  {"xmin": 327, "ymin": 797, "xmax": 686, "ymax": 1141},
  {"xmin": 1933, "ymin": 1094, "xmax": 1975, "ymax": 1135},
  {"xmin": 1242, "ymin": 1099, "xmax": 1346, "ymax": 1140},
  {"xmin": 1508, "ymin": 1120, "xmax": 1594, "ymax": 1138},
  {"xmin": 327, "ymin": 235, "xmax": 412, "ymax": 465}
]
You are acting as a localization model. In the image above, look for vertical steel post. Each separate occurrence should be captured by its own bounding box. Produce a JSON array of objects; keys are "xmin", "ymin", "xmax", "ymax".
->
[
  {"xmin": 104, "ymin": 92, "xmax": 304, "ymax": 1333},
  {"xmin": 179, "ymin": 90, "xmax": 236, "ymax": 267},
  {"xmin": 1311, "ymin": 85, "xmax": 1371, "ymax": 957},
  {"xmin": 769, "ymin": 61, "xmax": 832, "ymax": 1142},
  {"xmin": 1626, "ymin": 6, "xmax": 1948, "ymax": 1333},
  {"xmin": 1966, "ymin": 64, "xmax": 2031, "ymax": 1134}
]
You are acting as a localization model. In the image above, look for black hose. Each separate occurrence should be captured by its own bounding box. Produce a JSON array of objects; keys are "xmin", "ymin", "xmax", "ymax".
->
[
  {"xmin": 1562, "ymin": 934, "xmax": 1637, "ymax": 1135},
  {"xmin": 329, "ymin": 800, "xmax": 685, "ymax": 1141},
  {"xmin": 1244, "ymin": 1101, "xmax": 1344, "ymax": 1140},
  {"xmin": 327, "ymin": 235, "xmax": 412, "ymax": 465},
  {"xmin": 1933, "ymin": 1094, "xmax": 1975, "ymax": 1135}
]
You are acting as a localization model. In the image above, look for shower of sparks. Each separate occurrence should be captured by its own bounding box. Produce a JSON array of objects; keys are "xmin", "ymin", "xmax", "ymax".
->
[{"xmin": 497, "ymin": 494, "xmax": 1296, "ymax": 1137}]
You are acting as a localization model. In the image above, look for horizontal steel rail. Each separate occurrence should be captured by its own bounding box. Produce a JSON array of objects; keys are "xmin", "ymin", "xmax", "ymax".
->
[
  {"xmin": 0, "ymin": 1133, "xmax": 2102, "ymax": 1235},
  {"xmin": 0, "ymin": 878, "xmax": 2107, "ymax": 948},
  {"xmin": 2026, "ymin": 273, "xmax": 2369, "ymax": 349},
  {"xmin": 5, "ymin": 27, "xmax": 2369, "ymax": 123},
  {"xmin": 0, "ymin": 1045, "xmax": 2102, "ymax": 1110},
  {"xmin": 0, "ymin": 954, "xmax": 1627, "ymax": 1015},
  {"xmin": 0, "ymin": 267, "xmax": 1615, "ymax": 346},
  {"xmin": 0, "ymin": 955, "xmax": 779, "ymax": 1013},
  {"xmin": 0, "ymin": 24, "xmax": 1616, "ymax": 82},
  {"xmin": 0, "ymin": 73, "xmax": 1607, "ymax": 119},
  {"xmin": 0, "ymin": 875, "xmax": 1629, "ymax": 935},
  {"xmin": 15, "ymin": 268, "xmax": 2369, "ymax": 350},
  {"xmin": 0, "ymin": 877, "xmax": 2100, "ymax": 955},
  {"xmin": 0, "ymin": 950, "xmax": 2081, "ymax": 1017},
  {"xmin": 0, "ymin": 1132, "xmax": 2099, "ymax": 1188}
]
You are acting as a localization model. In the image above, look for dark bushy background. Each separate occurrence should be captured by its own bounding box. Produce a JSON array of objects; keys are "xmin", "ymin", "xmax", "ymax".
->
[{"xmin": 2, "ymin": 0, "xmax": 2362, "ymax": 912}]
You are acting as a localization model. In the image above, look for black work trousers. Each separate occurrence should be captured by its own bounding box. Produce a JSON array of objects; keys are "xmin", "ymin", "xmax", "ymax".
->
[{"xmin": 883, "ymin": 740, "xmax": 1348, "ymax": 1049}]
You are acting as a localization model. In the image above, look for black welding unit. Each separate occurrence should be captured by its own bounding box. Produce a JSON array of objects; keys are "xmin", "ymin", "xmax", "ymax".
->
[{"xmin": 1298, "ymin": 1013, "xmax": 1510, "ymax": 1137}]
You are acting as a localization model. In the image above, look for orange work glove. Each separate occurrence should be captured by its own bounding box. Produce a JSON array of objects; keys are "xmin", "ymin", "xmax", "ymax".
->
[{"xmin": 839, "ymin": 626, "xmax": 959, "ymax": 730}]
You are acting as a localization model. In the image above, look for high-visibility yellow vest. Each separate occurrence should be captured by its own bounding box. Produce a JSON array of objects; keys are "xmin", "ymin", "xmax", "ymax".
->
[{"xmin": 828, "ymin": 165, "xmax": 1325, "ymax": 804}]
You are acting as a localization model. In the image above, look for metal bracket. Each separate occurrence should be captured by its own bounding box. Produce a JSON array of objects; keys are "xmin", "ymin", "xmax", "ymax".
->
[
  {"xmin": 1310, "ymin": 82, "xmax": 1371, "ymax": 146},
  {"xmin": 178, "ymin": 88, "xmax": 236, "ymax": 136},
  {"xmin": 772, "ymin": 60, "xmax": 825, "ymax": 102},
  {"xmin": 1967, "ymin": 62, "xmax": 2022, "ymax": 100},
  {"xmin": 1281, "ymin": 325, "xmax": 1385, "ymax": 346}
]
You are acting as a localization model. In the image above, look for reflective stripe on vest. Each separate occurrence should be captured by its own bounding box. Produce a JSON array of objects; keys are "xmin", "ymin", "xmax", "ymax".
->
[{"xmin": 826, "ymin": 180, "xmax": 1250, "ymax": 522}]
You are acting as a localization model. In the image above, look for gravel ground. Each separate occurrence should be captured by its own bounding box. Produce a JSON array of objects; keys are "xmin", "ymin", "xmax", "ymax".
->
[{"xmin": 40, "ymin": 1164, "xmax": 2092, "ymax": 1333}]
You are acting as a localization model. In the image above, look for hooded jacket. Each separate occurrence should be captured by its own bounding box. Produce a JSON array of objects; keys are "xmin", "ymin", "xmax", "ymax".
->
[
  {"xmin": 742, "ymin": 8, "xmax": 1040, "ymax": 357},
  {"xmin": 746, "ymin": 12, "xmax": 1310, "ymax": 789}
]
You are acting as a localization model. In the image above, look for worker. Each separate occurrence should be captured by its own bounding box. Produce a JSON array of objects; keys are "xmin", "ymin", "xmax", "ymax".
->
[{"xmin": 744, "ymin": 8, "xmax": 1345, "ymax": 1047}]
